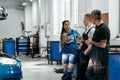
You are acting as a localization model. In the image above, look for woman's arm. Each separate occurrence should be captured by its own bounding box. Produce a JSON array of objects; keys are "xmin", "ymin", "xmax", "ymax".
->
[{"xmin": 61, "ymin": 33, "xmax": 66, "ymax": 46}]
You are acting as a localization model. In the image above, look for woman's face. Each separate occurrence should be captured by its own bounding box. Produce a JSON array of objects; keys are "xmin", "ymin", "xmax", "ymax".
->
[{"xmin": 64, "ymin": 22, "xmax": 70, "ymax": 32}]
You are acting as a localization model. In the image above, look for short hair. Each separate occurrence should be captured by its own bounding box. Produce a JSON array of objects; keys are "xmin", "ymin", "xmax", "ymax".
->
[
  {"xmin": 84, "ymin": 13, "xmax": 92, "ymax": 22},
  {"xmin": 91, "ymin": 9, "xmax": 102, "ymax": 21}
]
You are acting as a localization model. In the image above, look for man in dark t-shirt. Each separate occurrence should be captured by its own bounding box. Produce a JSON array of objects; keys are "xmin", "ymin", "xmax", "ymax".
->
[{"xmin": 85, "ymin": 9, "xmax": 110, "ymax": 80}]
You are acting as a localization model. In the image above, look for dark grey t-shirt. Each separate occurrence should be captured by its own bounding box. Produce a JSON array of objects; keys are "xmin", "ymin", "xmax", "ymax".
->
[{"xmin": 91, "ymin": 23, "xmax": 110, "ymax": 65}]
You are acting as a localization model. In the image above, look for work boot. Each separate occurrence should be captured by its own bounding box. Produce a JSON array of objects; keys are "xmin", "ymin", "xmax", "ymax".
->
[{"xmin": 61, "ymin": 69, "xmax": 71, "ymax": 80}]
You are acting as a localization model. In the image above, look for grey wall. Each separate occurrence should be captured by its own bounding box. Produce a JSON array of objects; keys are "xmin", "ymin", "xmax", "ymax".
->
[
  {"xmin": 0, "ymin": 7, "xmax": 24, "ymax": 39},
  {"xmin": 0, "ymin": 0, "xmax": 24, "ymax": 39}
]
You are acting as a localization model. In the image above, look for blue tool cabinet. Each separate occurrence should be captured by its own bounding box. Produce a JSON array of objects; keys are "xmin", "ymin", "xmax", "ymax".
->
[
  {"xmin": 3, "ymin": 39, "xmax": 15, "ymax": 55},
  {"xmin": 108, "ymin": 45, "xmax": 120, "ymax": 80},
  {"xmin": 47, "ymin": 41, "xmax": 61, "ymax": 65},
  {"xmin": 109, "ymin": 53, "xmax": 120, "ymax": 80},
  {"xmin": 16, "ymin": 36, "xmax": 30, "ymax": 55}
]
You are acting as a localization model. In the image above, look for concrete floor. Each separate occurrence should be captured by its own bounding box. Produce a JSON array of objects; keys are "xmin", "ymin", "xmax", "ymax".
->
[{"xmin": 19, "ymin": 55, "xmax": 63, "ymax": 80}]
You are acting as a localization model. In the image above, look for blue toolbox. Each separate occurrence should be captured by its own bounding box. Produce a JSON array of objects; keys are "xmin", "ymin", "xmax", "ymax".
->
[
  {"xmin": 2, "ymin": 38, "xmax": 15, "ymax": 56},
  {"xmin": 47, "ymin": 41, "xmax": 61, "ymax": 65},
  {"xmin": 108, "ymin": 45, "xmax": 120, "ymax": 80},
  {"xmin": 16, "ymin": 36, "xmax": 30, "ymax": 55}
]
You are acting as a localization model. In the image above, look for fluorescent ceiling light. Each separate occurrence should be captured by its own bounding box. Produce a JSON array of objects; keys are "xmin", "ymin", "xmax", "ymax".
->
[
  {"xmin": 22, "ymin": 2, "xmax": 27, "ymax": 6},
  {"xmin": 30, "ymin": 0, "xmax": 33, "ymax": 2}
]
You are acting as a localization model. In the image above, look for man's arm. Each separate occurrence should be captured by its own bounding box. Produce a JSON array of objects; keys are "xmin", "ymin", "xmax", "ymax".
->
[
  {"xmin": 86, "ymin": 39, "xmax": 107, "ymax": 48},
  {"xmin": 93, "ymin": 39, "xmax": 107, "ymax": 48}
]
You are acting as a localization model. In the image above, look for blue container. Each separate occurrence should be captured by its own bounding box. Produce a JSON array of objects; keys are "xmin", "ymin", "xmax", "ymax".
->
[
  {"xmin": 51, "ymin": 41, "xmax": 61, "ymax": 61},
  {"xmin": 4, "ymin": 40, "xmax": 15, "ymax": 56},
  {"xmin": 47, "ymin": 41, "xmax": 61, "ymax": 65},
  {"xmin": 108, "ymin": 53, "xmax": 120, "ymax": 80}
]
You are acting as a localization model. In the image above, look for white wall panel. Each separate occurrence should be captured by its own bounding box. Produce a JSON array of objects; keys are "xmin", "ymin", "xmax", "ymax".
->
[
  {"xmin": 77, "ymin": 0, "xmax": 109, "ymax": 34},
  {"xmin": 32, "ymin": 0, "xmax": 39, "ymax": 27},
  {"xmin": 31, "ymin": 0, "xmax": 40, "ymax": 34},
  {"xmin": 38, "ymin": 0, "xmax": 47, "ymax": 47},
  {"xmin": 87, "ymin": 0, "xmax": 108, "ymax": 13},
  {"xmin": 109, "ymin": 0, "xmax": 119, "ymax": 38},
  {"xmin": 24, "ymin": 3, "xmax": 32, "ymax": 32}
]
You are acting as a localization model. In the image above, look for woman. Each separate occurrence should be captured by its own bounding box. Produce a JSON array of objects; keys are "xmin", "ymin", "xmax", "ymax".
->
[{"xmin": 60, "ymin": 20, "xmax": 82, "ymax": 80}]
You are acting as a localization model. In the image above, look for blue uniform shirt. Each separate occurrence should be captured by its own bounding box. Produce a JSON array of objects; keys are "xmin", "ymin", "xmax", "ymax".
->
[{"xmin": 62, "ymin": 29, "xmax": 81, "ymax": 56}]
